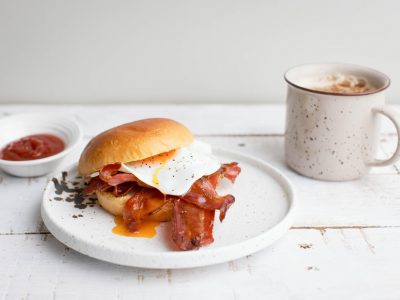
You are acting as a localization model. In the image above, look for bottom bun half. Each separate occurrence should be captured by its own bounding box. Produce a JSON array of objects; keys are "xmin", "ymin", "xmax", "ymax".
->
[{"xmin": 95, "ymin": 190, "xmax": 173, "ymax": 222}]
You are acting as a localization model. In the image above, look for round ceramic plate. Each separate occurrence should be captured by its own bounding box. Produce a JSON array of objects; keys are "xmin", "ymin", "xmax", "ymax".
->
[{"xmin": 41, "ymin": 148, "xmax": 296, "ymax": 269}]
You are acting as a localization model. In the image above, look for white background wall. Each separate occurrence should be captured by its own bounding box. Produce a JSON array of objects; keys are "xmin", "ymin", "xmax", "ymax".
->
[{"xmin": 0, "ymin": 0, "xmax": 399, "ymax": 104}]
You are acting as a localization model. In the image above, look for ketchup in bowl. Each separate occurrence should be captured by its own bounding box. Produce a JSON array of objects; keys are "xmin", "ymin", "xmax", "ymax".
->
[{"xmin": 0, "ymin": 134, "xmax": 65, "ymax": 161}]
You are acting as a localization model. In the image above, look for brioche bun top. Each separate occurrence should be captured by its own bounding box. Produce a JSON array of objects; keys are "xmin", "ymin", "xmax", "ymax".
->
[{"xmin": 78, "ymin": 118, "xmax": 193, "ymax": 176}]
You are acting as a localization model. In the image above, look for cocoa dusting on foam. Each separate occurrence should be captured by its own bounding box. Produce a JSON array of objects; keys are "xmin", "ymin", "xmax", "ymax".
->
[{"xmin": 50, "ymin": 171, "xmax": 97, "ymax": 211}]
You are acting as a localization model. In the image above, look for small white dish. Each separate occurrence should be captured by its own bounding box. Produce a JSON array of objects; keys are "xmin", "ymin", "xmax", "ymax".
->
[
  {"xmin": 41, "ymin": 148, "xmax": 296, "ymax": 269},
  {"xmin": 0, "ymin": 113, "xmax": 82, "ymax": 177}
]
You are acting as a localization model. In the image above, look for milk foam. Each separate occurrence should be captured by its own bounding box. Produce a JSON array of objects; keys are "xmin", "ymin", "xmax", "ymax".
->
[{"xmin": 297, "ymin": 73, "xmax": 376, "ymax": 94}]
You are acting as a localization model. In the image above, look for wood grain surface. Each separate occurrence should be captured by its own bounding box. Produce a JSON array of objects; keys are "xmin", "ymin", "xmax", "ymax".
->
[{"xmin": 1, "ymin": 104, "xmax": 399, "ymax": 299}]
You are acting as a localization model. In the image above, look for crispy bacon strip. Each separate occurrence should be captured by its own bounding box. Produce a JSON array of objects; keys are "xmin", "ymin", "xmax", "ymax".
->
[
  {"xmin": 122, "ymin": 188, "xmax": 168, "ymax": 231},
  {"xmin": 181, "ymin": 176, "xmax": 235, "ymax": 222},
  {"xmin": 113, "ymin": 181, "xmax": 137, "ymax": 197},
  {"xmin": 181, "ymin": 162, "xmax": 241, "ymax": 221},
  {"xmin": 99, "ymin": 162, "xmax": 120, "ymax": 180},
  {"xmin": 172, "ymin": 199, "xmax": 215, "ymax": 250},
  {"xmin": 220, "ymin": 162, "xmax": 241, "ymax": 183},
  {"xmin": 84, "ymin": 162, "xmax": 139, "ymax": 196},
  {"xmin": 123, "ymin": 190, "xmax": 146, "ymax": 231},
  {"xmin": 83, "ymin": 176, "xmax": 111, "ymax": 196},
  {"xmin": 99, "ymin": 162, "xmax": 137, "ymax": 186},
  {"xmin": 83, "ymin": 176, "xmax": 137, "ymax": 197},
  {"xmin": 207, "ymin": 162, "xmax": 241, "ymax": 188}
]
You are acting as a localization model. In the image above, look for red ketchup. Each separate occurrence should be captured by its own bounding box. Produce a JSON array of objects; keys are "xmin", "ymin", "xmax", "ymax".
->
[{"xmin": 0, "ymin": 134, "xmax": 65, "ymax": 161}]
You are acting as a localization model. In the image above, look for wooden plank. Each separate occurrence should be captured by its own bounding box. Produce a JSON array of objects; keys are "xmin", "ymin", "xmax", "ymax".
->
[
  {"xmin": 1, "ymin": 136, "xmax": 399, "ymax": 234},
  {"xmin": 0, "ymin": 104, "xmax": 285, "ymax": 136},
  {"xmin": 1, "ymin": 104, "xmax": 399, "ymax": 136},
  {"xmin": 379, "ymin": 134, "xmax": 400, "ymax": 174},
  {"xmin": 1, "ymin": 227, "xmax": 399, "ymax": 299}
]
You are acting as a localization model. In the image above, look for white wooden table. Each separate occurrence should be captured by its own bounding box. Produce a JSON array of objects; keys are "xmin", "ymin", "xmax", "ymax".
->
[{"xmin": 1, "ymin": 104, "xmax": 400, "ymax": 300}]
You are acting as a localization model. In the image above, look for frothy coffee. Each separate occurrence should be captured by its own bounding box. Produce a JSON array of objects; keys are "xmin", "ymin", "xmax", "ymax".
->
[{"xmin": 299, "ymin": 74, "xmax": 377, "ymax": 94}]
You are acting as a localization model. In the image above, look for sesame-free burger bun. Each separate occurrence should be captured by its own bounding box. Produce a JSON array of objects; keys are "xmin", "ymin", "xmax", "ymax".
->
[
  {"xmin": 78, "ymin": 118, "xmax": 193, "ymax": 176},
  {"xmin": 95, "ymin": 190, "xmax": 132, "ymax": 216}
]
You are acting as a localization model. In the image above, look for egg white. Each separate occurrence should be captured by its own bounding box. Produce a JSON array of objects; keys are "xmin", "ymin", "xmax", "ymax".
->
[{"xmin": 120, "ymin": 140, "xmax": 220, "ymax": 196}]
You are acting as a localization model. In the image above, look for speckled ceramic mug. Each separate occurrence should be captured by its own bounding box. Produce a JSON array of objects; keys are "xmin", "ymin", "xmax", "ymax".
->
[{"xmin": 284, "ymin": 63, "xmax": 400, "ymax": 181}]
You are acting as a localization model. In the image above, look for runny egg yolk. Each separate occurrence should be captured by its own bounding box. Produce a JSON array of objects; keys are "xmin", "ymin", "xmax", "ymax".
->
[
  {"xmin": 146, "ymin": 150, "xmax": 177, "ymax": 185},
  {"xmin": 152, "ymin": 164, "xmax": 165, "ymax": 185}
]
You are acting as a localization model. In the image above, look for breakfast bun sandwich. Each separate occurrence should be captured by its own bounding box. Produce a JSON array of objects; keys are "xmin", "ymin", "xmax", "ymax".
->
[{"xmin": 79, "ymin": 118, "xmax": 241, "ymax": 250}]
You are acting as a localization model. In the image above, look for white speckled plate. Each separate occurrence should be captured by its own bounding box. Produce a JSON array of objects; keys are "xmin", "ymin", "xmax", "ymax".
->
[{"xmin": 41, "ymin": 148, "xmax": 296, "ymax": 269}]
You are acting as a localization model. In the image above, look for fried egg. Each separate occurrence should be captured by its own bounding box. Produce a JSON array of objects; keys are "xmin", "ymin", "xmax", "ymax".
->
[{"xmin": 120, "ymin": 140, "xmax": 220, "ymax": 196}]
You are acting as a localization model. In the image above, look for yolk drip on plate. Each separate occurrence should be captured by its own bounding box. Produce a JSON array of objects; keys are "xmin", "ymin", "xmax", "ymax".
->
[{"xmin": 112, "ymin": 216, "xmax": 160, "ymax": 238}]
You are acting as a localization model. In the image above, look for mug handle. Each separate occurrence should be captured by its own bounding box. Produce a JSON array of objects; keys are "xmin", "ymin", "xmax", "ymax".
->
[{"xmin": 369, "ymin": 106, "xmax": 400, "ymax": 167}]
